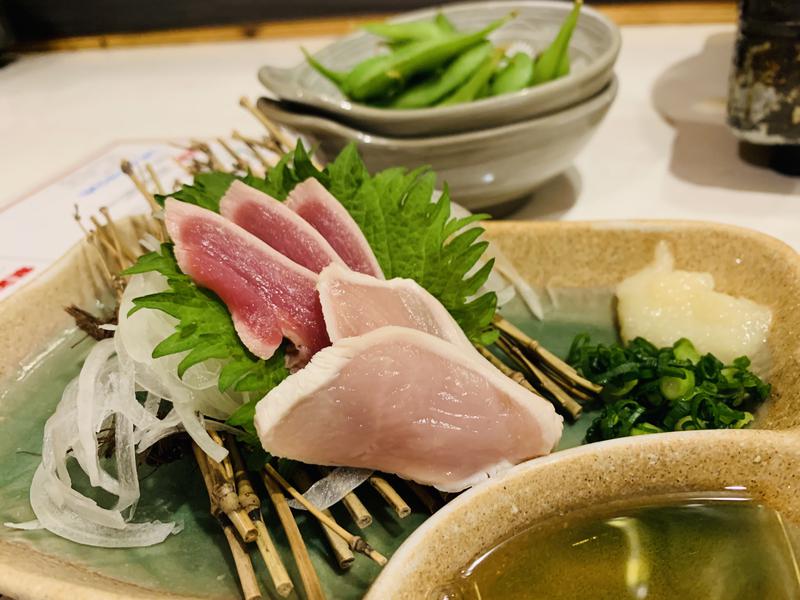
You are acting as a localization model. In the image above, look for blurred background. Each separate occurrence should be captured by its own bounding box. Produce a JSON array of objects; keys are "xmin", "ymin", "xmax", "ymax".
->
[{"xmin": 3, "ymin": 0, "xmax": 732, "ymax": 48}]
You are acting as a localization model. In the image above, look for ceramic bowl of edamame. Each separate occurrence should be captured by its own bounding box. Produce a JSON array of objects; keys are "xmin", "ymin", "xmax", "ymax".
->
[
  {"xmin": 259, "ymin": 1, "xmax": 620, "ymax": 137},
  {"xmin": 257, "ymin": 76, "xmax": 617, "ymax": 214}
]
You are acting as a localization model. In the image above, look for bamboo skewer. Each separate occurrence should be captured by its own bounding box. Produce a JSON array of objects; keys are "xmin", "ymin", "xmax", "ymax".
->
[
  {"xmin": 91, "ymin": 216, "xmax": 125, "ymax": 270},
  {"xmin": 232, "ymin": 130, "xmax": 274, "ymax": 170},
  {"xmin": 73, "ymin": 207, "xmax": 121, "ymax": 293},
  {"xmin": 253, "ymin": 520, "xmax": 293, "ymax": 597},
  {"xmin": 294, "ymin": 469, "xmax": 355, "ymax": 570},
  {"xmin": 120, "ymin": 159, "xmax": 167, "ymax": 241},
  {"xmin": 318, "ymin": 467, "xmax": 373, "ymax": 529},
  {"xmin": 261, "ymin": 470, "xmax": 327, "ymax": 600},
  {"xmin": 145, "ymin": 163, "xmax": 166, "ymax": 195},
  {"xmin": 496, "ymin": 335, "xmax": 583, "ymax": 420},
  {"xmin": 239, "ymin": 96, "xmax": 294, "ymax": 153},
  {"xmin": 218, "ymin": 137, "xmax": 251, "ymax": 173},
  {"xmin": 340, "ymin": 490, "xmax": 373, "ymax": 529},
  {"xmin": 264, "ymin": 464, "xmax": 388, "ymax": 566},
  {"xmin": 99, "ymin": 207, "xmax": 138, "ymax": 265},
  {"xmin": 87, "ymin": 234, "xmax": 119, "ymax": 293},
  {"xmin": 204, "ymin": 431, "xmax": 257, "ymax": 543},
  {"xmin": 545, "ymin": 374, "xmax": 595, "ymax": 403},
  {"xmin": 192, "ymin": 443, "xmax": 262, "ymax": 600},
  {"xmin": 493, "ymin": 315, "xmax": 601, "ymax": 394},
  {"xmin": 475, "ymin": 343, "xmax": 539, "ymax": 395},
  {"xmin": 223, "ymin": 526, "xmax": 263, "ymax": 600},
  {"xmin": 208, "ymin": 430, "xmax": 235, "ymax": 480},
  {"xmin": 88, "ymin": 218, "xmax": 125, "ymax": 273},
  {"xmin": 226, "ymin": 439, "xmax": 294, "ymax": 597},
  {"xmin": 190, "ymin": 139, "xmax": 227, "ymax": 172},
  {"xmin": 226, "ymin": 436, "xmax": 259, "ymax": 514},
  {"xmin": 120, "ymin": 160, "xmax": 159, "ymax": 212},
  {"xmin": 369, "ymin": 476, "xmax": 411, "ymax": 518}
]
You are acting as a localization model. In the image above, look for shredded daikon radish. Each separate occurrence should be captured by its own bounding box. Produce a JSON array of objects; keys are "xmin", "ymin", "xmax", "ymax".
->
[
  {"xmin": 448, "ymin": 201, "xmax": 544, "ymax": 318},
  {"xmin": 115, "ymin": 284, "xmax": 239, "ymax": 418},
  {"xmin": 137, "ymin": 410, "xmax": 182, "ymax": 453},
  {"xmin": 27, "ymin": 344, "xmax": 180, "ymax": 546},
  {"xmin": 3, "ymin": 519, "xmax": 41, "ymax": 530},
  {"xmin": 139, "ymin": 232, "xmax": 161, "ymax": 252},
  {"xmin": 75, "ymin": 339, "xmax": 119, "ymax": 492},
  {"xmin": 287, "ymin": 467, "xmax": 373, "ymax": 511},
  {"xmin": 21, "ymin": 268, "xmax": 250, "ymax": 547},
  {"xmin": 30, "ymin": 466, "xmax": 177, "ymax": 548}
]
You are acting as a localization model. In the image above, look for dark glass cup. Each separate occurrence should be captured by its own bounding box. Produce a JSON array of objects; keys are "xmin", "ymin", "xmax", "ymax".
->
[{"xmin": 728, "ymin": 0, "xmax": 800, "ymax": 146}]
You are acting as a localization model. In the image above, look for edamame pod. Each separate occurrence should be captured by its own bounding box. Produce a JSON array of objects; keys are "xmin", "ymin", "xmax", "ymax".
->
[
  {"xmin": 390, "ymin": 41, "xmax": 493, "ymax": 109},
  {"xmin": 305, "ymin": 50, "xmax": 395, "ymax": 97},
  {"xmin": 439, "ymin": 47, "xmax": 505, "ymax": 106},
  {"xmin": 434, "ymin": 12, "xmax": 457, "ymax": 34},
  {"xmin": 364, "ymin": 20, "xmax": 447, "ymax": 43},
  {"xmin": 530, "ymin": 0, "xmax": 582, "ymax": 86},
  {"xmin": 476, "ymin": 81, "xmax": 491, "ymax": 99},
  {"xmin": 345, "ymin": 13, "xmax": 515, "ymax": 102},
  {"xmin": 342, "ymin": 54, "xmax": 396, "ymax": 93},
  {"xmin": 302, "ymin": 47, "xmax": 347, "ymax": 87},
  {"xmin": 489, "ymin": 51, "xmax": 534, "ymax": 96}
]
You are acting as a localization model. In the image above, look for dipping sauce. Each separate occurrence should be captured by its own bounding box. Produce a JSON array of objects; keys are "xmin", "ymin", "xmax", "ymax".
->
[{"xmin": 436, "ymin": 494, "xmax": 800, "ymax": 599}]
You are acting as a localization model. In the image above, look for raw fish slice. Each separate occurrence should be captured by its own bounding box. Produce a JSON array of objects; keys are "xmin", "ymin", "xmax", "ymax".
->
[
  {"xmin": 286, "ymin": 178, "xmax": 384, "ymax": 279},
  {"xmin": 255, "ymin": 326, "xmax": 562, "ymax": 492},
  {"xmin": 220, "ymin": 180, "xmax": 345, "ymax": 274},
  {"xmin": 318, "ymin": 263, "xmax": 472, "ymax": 350},
  {"xmin": 165, "ymin": 199, "xmax": 329, "ymax": 363}
]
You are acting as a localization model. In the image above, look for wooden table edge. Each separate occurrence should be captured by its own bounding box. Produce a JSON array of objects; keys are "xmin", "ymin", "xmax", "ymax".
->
[{"xmin": 13, "ymin": 1, "xmax": 736, "ymax": 53}]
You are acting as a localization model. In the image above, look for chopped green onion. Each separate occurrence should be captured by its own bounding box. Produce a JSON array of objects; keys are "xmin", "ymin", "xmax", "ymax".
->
[
  {"xmin": 673, "ymin": 338, "xmax": 701, "ymax": 364},
  {"xmin": 659, "ymin": 369, "xmax": 695, "ymax": 400},
  {"xmin": 568, "ymin": 334, "xmax": 770, "ymax": 443}
]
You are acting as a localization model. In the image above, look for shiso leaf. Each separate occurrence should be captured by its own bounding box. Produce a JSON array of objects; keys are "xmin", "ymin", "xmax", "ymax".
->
[
  {"xmin": 321, "ymin": 145, "xmax": 498, "ymax": 343},
  {"xmin": 157, "ymin": 141, "xmax": 497, "ymax": 343},
  {"xmin": 123, "ymin": 244, "xmax": 289, "ymax": 397}
]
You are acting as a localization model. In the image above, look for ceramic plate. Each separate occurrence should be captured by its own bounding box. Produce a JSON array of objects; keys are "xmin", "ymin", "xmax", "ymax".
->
[{"xmin": 1, "ymin": 219, "xmax": 798, "ymax": 600}]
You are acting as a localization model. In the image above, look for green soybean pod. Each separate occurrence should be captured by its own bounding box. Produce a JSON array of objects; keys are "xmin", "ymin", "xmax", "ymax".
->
[
  {"xmin": 344, "ymin": 12, "xmax": 515, "ymax": 102},
  {"xmin": 438, "ymin": 47, "xmax": 505, "ymax": 106},
  {"xmin": 434, "ymin": 12, "xmax": 457, "ymax": 34},
  {"xmin": 390, "ymin": 42, "xmax": 493, "ymax": 109},
  {"xmin": 363, "ymin": 20, "xmax": 446, "ymax": 43},
  {"xmin": 302, "ymin": 47, "xmax": 348, "ymax": 87},
  {"xmin": 530, "ymin": 0, "xmax": 582, "ymax": 86},
  {"xmin": 305, "ymin": 50, "xmax": 397, "ymax": 98},
  {"xmin": 341, "ymin": 54, "xmax": 397, "ymax": 96},
  {"xmin": 489, "ymin": 51, "xmax": 534, "ymax": 96}
]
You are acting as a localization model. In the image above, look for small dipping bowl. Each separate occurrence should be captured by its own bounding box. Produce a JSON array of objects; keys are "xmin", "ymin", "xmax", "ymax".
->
[{"xmin": 367, "ymin": 428, "xmax": 800, "ymax": 599}]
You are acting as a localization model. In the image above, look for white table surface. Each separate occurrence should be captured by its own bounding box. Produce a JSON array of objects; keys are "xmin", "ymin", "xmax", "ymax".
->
[{"xmin": 2, "ymin": 23, "xmax": 799, "ymax": 249}]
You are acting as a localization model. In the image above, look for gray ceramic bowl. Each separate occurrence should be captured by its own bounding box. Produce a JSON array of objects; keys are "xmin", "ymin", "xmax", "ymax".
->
[
  {"xmin": 259, "ymin": 1, "xmax": 621, "ymax": 137},
  {"xmin": 257, "ymin": 76, "xmax": 617, "ymax": 213}
]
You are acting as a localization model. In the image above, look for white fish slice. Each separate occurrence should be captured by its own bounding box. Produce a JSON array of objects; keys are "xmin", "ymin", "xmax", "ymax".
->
[
  {"xmin": 255, "ymin": 326, "xmax": 562, "ymax": 492},
  {"xmin": 317, "ymin": 262, "xmax": 473, "ymax": 350}
]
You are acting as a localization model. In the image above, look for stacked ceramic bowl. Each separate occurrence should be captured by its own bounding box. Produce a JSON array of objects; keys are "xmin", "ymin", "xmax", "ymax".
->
[{"xmin": 258, "ymin": 1, "xmax": 621, "ymax": 213}]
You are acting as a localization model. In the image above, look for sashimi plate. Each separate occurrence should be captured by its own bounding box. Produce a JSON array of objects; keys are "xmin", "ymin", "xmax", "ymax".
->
[{"xmin": 1, "ymin": 218, "xmax": 799, "ymax": 600}]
